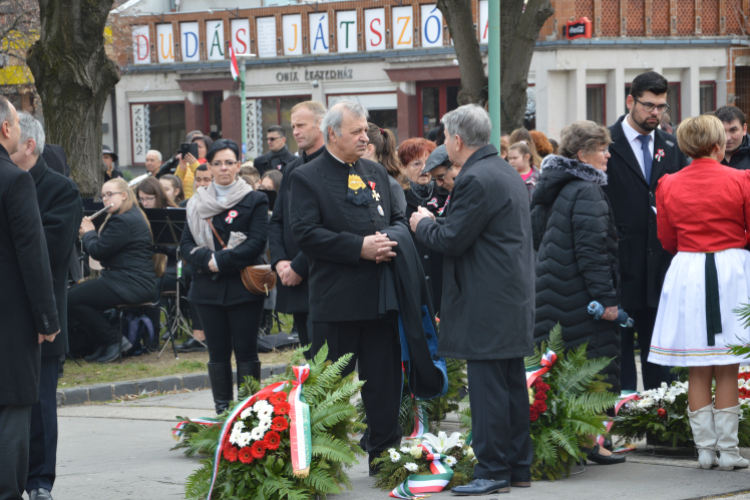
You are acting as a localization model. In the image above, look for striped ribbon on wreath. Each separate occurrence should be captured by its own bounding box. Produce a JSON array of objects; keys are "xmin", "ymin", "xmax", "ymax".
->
[{"xmin": 389, "ymin": 443, "xmax": 454, "ymax": 499}]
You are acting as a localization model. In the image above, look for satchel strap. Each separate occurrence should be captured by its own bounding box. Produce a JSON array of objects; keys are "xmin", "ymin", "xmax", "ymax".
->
[{"xmin": 206, "ymin": 218, "xmax": 227, "ymax": 249}]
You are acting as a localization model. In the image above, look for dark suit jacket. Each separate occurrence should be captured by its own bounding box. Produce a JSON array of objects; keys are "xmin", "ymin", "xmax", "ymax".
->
[
  {"xmin": 0, "ymin": 143, "xmax": 59, "ymax": 406},
  {"xmin": 289, "ymin": 149, "xmax": 406, "ymax": 322},
  {"xmin": 269, "ymin": 145, "xmax": 324, "ymax": 314},
  {"xmin": 29, "ymin": 156, "xmax": 83, "ymax": 356},
  {"xmin": 254, "ymin": 146, "xmax": 296, "ymax": 176},
  {"xmin": 181, "ymin": 191, "xmax": 269, "ymax": 306},
  {"xmin": 416, "ymin": 145, "xmax": 535, "ymax": 361},
  {"xmin": 41, "ymin": 144, "xmax": 72, "ymax": 177},
  {"xmin": 602, "ymin": 115, "xmax": 689, "ymax": 310}
]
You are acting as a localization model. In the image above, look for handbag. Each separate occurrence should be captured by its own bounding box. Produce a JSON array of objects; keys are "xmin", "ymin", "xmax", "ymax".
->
[{"xmin": 207, "ymin": 218, "xmax": 276, "ymax": 295}]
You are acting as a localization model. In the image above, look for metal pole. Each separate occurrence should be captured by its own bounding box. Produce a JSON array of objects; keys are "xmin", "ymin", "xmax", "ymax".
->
[
  {"xmin": 488, "ymin": 0, "xmax": 501, "ymax": 149},
  {"xmin": 240, "ymin": 57, "xmax": 247, "ymax": 161}
]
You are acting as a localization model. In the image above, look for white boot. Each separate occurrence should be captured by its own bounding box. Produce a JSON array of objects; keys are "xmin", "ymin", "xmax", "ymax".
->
[
  {"xmin": 687, "ymin": 404, "xmax": 718, "ymax": 469},
  {"xmin": 713, "ymin": 404, "xmax": 750, "ymax": 471}
]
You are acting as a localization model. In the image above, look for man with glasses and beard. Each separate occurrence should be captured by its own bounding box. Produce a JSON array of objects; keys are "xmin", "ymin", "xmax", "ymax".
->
[
  {"xmin": 604, "ymin": 71, "xmax": 689, "ymax": 393},
  {"xmin": 254, "ymin": 125, "xmax": 296, "ymax": 176}
]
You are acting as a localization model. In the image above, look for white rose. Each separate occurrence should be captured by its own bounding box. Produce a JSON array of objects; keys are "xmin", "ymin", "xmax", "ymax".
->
[{"xmin": 410, "ymin": 446, "xmax": 423, "ymax": 459}]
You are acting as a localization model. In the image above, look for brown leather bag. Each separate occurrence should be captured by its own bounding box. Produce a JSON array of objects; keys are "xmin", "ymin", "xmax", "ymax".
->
[{"xmin": 207, "ymin": 218, "xmax": 276, "ymax": 295}]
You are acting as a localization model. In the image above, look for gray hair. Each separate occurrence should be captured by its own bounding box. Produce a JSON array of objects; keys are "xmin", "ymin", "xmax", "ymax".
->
[
  {"xmin": 146, "ymin": 149, "xmax": 162, "ymax": 162},
  {"xmin": 441, "ymin": 104, "xmax": 492, "ymax": 148},
  {"xmin": 18, "ymin": 112, "xmax": 45, "ymax": 156},
  {"xmin": 0, "ymin": 96, "xmax": 11, "ymax": 131},
  {"xmin": 320, "ymin": 100, "xmax": 369, "ymax": 145}
]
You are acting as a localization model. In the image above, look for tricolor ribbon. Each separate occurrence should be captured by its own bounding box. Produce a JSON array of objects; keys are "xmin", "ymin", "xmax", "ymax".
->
[
  {"xmin": 655, "ymin": 149, "xmax": 665, "ymax": 162},
  {"xmin": 596, "ymin": 390, "xmax": 639, "ymax": 447},
  {"xmin": 389, "ymin": 443, "xmax": 454, "ymax": 499},
  {"xmin": 407, "ymin": 395, "xmax": 427, "ymax": 440},
  {"xmin": 525, "ymin": 349, "xmax": 558, "ymax": 388},
  {"xmin": 225, "ymin": 210, "xmax": 238, "ymax": 224},
  {"xmin": 172, "ymin": 417, "xmax": 222, "ymax": 440}
]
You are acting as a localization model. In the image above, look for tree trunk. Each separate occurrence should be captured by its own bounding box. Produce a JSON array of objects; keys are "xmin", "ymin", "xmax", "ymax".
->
[
  {"xmin": 437, "ymin": 0, "xmax": 487, "ymax": 105},
  {"xmin": 27, "ymin": 0, "xmax": 120, "ymax": 198}
]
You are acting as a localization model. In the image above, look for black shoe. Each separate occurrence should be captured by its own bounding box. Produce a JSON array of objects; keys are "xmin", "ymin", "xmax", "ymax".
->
[
  {"xmin": 581, "ymin": 444, "xmax": 627, "ymax": 465},
  {"xmin": 177, "ymin": 337, "xmax": 207, "ymax": 353},
  {"xmin": 96, "ymin": 338, "xmax": 133, "ymax": 364},
  {"xmin": 84, "ymin": 345, "xmax": 106, "ymax": 362},
  {"xmin": 602, "ymin": 438, "xmax": 613, "ymax": 451},
  {"xmin": 28, "ymin": 488, "xmax": 53, "ymax": 500},
  {"xmin": 451, "ymin": 478, "xmax": 510, "ymax": 495},
  {"xmin": 207, "ymin": 361, "xmax": 233, "ymax": 414},
  {"xmin": 510, "ymin": 475, "xmax": 531, "ymax": 488}
]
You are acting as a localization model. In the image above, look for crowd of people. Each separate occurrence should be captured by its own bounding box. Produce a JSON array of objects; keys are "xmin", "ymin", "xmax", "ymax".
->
[{"xmin": 7, "ymin": 67, "xmax": 750, "ymax": 500}]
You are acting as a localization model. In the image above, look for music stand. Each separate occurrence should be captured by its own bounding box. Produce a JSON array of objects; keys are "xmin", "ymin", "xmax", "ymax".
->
[{"xmin": 145, "ymin": 208, "xmax": 194, "ymax": 360}]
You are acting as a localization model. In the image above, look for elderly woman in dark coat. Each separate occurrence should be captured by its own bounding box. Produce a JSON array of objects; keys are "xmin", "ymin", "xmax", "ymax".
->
[{"xmin": 531, "ymin": 120, "xmax": 623, "ymax": 466}]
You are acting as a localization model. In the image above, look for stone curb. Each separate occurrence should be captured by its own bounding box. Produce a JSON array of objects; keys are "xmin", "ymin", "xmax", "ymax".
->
[{"xmin": 56, "ymin": 363, "xmax": 288, "ymax": 407}]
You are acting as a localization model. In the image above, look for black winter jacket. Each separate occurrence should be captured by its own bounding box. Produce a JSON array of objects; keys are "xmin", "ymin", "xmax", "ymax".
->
[
  {"xmin": 531, "ymin": 155, "xmax": 621, "ymax": 393},
  {"xmin": 721, "ymin": 134, "xmax": 750, "ymax": 171}
]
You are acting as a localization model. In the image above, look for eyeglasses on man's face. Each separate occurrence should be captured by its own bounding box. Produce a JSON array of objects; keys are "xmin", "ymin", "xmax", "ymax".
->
[
  {"xmin": 101, "ymin": 191, "xmax": 123, "ymax": 199},
  {"xmin": 210, "ymin": 160, "xmax": 239, "ymax": 168},
  {"xmin": 266, "ymin": 136, "xmax": 282, "ymax": 142},
  {"xmin": 634, "ymin": 97, "xmax": 669, "ymax": 114}
]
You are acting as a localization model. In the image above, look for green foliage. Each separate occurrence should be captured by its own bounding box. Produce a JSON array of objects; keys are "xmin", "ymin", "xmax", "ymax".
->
[
  {"xmin": 180, "ymin": 344, "xmax": 364, "ymax": 500},
  {"xmin": 371, "ymin": 442, "xmax": 473, "ymax": 491}
]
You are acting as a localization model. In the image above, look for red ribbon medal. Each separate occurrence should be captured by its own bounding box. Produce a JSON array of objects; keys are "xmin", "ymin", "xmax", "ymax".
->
[{"xmin": 225, "ymin": 210, "xmax": 238, "ymax": 224}]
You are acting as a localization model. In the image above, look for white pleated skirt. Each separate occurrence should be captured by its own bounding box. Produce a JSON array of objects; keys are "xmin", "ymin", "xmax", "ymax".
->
[{"xmin": 649, "ymin": 248, "xmax": 750, "ymax": 367}]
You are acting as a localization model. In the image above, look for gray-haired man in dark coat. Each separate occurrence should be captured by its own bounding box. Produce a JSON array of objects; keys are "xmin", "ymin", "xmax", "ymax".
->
[{"xmin": 410, "ymin": 104, "xmax": 535, "ymax": 496}]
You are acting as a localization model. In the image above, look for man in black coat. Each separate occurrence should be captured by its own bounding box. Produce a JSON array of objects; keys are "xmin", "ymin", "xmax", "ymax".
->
[
  {"xmin": 0, "ymin": 97, "xmax": 60, "ymax": 500},
  {"xmin": 715, "ymin": 105, "xmax": 750, "ymax": 170},
  {"xmin": 603, "ymin": 71, "xmax": 689, "ymax": 392},
  {"xmin": 411, "ymin": 105, "xmax": 535, "ymax": 496},
  {"xmin": 254, "ymin": 125, "xmax": 296, "ymax": 176},
  {"xmin": 11, "ymin": 113, "xmax": 83, "ymax": 500},
  {"xmin": 289, "ymin": 101, "xmax": 405, "ymax": 474},
  {"xmin": 269, "ymin": 101, "xmax": 326, "ymax": 356}
]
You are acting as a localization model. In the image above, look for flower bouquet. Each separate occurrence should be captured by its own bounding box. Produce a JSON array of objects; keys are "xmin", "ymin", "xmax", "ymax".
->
[
  {"xmin": 372, "ymin": 431, "xmax": 475, "ymax": 496},
  {"xmin": 176, "ymin": 345, "xmax": 366, "ymax": 500}
]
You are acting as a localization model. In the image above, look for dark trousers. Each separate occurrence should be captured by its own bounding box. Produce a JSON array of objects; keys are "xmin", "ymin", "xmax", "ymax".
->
[
  {"xmin": 313, "ymin": 317, "xmax": 402, "ymax": 460},
  {"xmin": 198, "ymin": 301, "xmax": 264, "ymax": 364},
  {"xmin": 68, "ymin": 279, "xmax": 123, "ymax": 347},
  {"xmin": 27, "ymin": 356, "xmax": 60, "ymax": 493},
  {"xmin": 467, "ymin": 358, "xmax": 532, "ymax": 481},
  {"xmin": 293, "ymin": 313, "xmax": 312, "ymax": 357},
  {"xmin": 621, "ymin": 307, "xmax": 671, "ymax": 391},
  {"xmin": 0, "ymin": 404, "xmax": 32, "ymax": 500}
]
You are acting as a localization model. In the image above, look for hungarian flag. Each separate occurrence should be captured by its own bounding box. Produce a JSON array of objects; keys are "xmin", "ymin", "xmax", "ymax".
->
[{"xmin": 230, "ymin": 44, "xmax": 239, "ymax": 81}]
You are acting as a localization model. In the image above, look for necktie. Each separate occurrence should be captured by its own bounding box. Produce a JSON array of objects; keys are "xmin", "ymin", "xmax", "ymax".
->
[{"xmin": 637, "ymin": 134, "xmax": 652, "ymax": 184}]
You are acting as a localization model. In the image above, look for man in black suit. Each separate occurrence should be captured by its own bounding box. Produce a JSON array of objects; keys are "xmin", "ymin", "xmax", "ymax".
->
[
  {"xmin": 715, "ymin": 105, "xmax": 750, "ymax": 170},
  {"xmin": 254, "ymin": 125, "xmax": 296, "ymax": 176},
  {"xmin": 603, "ymin": 71, "xmax": 689, "ymax": 391},
  {"xmin": 11, "ymin": 113, "xmax": 83, "ymax": 500},
  {"xmin": 289, "ymin": 101, "xmax": 404, "ymax": 474},
  {"xmin": 269, "ymin": 101, "xmax": 327, "ymax": 357},
  {"xmin": 0, "ymin": 97, "xmax": 60, "ymax": 500}
]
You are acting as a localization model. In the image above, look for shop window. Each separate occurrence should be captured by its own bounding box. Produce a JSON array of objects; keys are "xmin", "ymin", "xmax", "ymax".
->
[
  {"xmin": 625, "ymin": 82, "xmax": 681, "ymax": 123},
  {"xmin": 586, "ymin": 85, "xmax": 606, "ymax": 125},
  {"xmin": 149, "ymin": 102, "xmax": 186, "ymax": 162},
  {"xmin": 700, "ymin": 81, "xmax": 716, "ymax": 114},
  {"xmin": 418, "ymin": 80, "xmax": 461, "ymax": 137},
  {"xmin": 204, "ymin": 92, "xmax": 223, "ymax": 140},
  {"xmin": 258, "ymin": 96, "xmax": 311, "ymax": 154}
]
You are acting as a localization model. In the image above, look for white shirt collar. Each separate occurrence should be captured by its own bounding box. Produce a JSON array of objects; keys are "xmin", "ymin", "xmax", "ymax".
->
[{"xmin": 621, "ymin": 115, "xmax": 655, "ymax": 144}]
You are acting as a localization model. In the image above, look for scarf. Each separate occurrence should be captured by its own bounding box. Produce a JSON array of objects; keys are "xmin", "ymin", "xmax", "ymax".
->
[
  {"xmin": 187, "ymin": 178, "xmax": 254, "ymax": 252},
  {"xmin": 408, "ymin": 180, "xmax": 434, "ymax": 204}
]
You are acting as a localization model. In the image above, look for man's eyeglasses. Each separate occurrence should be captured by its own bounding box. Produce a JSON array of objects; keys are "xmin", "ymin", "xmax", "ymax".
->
[
  {"xmin": 433, "ymin": 174, "xmax": 446, "ymax": 181},
  {"xmin": 634, "ymin": 98, "xmax": 669, "ymax": 114},
  {"xmin": 210, "ymin": 160, "xmax": 238, "ymax": 168},
  {"xmin": 266, "ymin": 137, "xmax": 281, "ymax": 142},
  {"xmin": 101, "ymin": 191, "xmax": 122, "ymax": 199}
]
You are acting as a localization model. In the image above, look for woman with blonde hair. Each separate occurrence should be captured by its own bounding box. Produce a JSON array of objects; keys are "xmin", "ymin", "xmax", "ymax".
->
[
  {"xmin": 69, "ymin": 178, "xmax": 156, "ymax": 363},
  {"xmin": 649, "ymin": 114, "xmax": 750, "ymax": 471},
  {"xmin": 507, "ymin": 142, "xmax": 540, "ymax": 202}
]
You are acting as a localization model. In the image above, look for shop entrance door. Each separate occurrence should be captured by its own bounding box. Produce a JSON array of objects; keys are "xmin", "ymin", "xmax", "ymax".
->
[
  {"xmin": 417, "ymin": 79, "xmax": 461, "ymax": 138},
  {"xmin": 203, "ymin": 91, "xmax": 223, "ymax": 140}
]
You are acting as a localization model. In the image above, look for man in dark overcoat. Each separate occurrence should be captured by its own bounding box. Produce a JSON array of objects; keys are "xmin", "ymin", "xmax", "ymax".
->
[
  {"xmin": 410, "ymin": 104, "xmax": 535, "ymax": 496},
  {"xmin": 289, "ymin": 101, "xmax": 405, "ymax": 474},
  {"xmin": 269, "ymin": 101, "xmax": 326, "ymax": 356},
  {"xmin": 0, "ymin": 97, "xmax": 60, "ymax": 500},
  {"xmin": 11, "ymin": 113, "xmax": 83, "ymax": 500},
  {"xmin": 603, "ymin": 71, "xmax": 689, "ymax": 391},
  {"xmin": 253, "ymin": 125, "xmax": 296, "ymax": 176}
]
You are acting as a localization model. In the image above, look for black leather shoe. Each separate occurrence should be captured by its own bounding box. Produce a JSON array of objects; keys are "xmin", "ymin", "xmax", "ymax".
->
[
  {"xmin": 451, "ymin": 479, "xmax": 510, "ymax": 495},
  {"xmin": 84, "ymin": 345, "xmax": 106, "ymax": 362},
  {"xmin": 28, "ymin": 488, "xmax": 53, "ymax": 500},
  {"xmin": 510, "ymin": 475, "xmax": 531, "ymax": 487},
  {"xmin": 582, "ymin": 444, "xmax": 627, "ymax": 465},
  {"xmin": 177, "ymin": 337, "xmax": 207, "ymax": 352},
  {"xmin": 96, "ymin": 338, "xmax": 133, "ymax": 363}
]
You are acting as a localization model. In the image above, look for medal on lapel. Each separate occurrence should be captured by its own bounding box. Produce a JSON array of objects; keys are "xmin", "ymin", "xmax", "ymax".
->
[
  {"xmin": 368, "ymin": 181, "xmax": 380, "ymax": 201},
  {"xmin": 378, "ymin": 205, "xmax": 385, "ymax": 217},
  {"xmin": 225, "ymin": 210, "xmax": 238, "ymax": 224}
]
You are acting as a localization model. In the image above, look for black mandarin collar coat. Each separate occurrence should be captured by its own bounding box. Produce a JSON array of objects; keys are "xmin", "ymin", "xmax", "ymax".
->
[
  {"xmin": 269, "ymin": 145, "xmax": 324, "ymax": 314},
  {"xmin": 254, "ymin": 145, "xmax": 297, "ymax": 176},
  {"xmin": 0, "ymin": 143, "xmax": 60, "ymax": 405},
  {"xmin": 602, "ymin": 115, "xmax": 689, "ymax": 310},
  {"xmin": 29, "ymin": 156, "xmax": 83, "ymax": 356},
  {"xmin": 289, "ymin": 149, "xmax": 406, "ymax": 322},
  {"xmin": 415, "ymin": 145, "xmax": 535, "ymax": 361}
]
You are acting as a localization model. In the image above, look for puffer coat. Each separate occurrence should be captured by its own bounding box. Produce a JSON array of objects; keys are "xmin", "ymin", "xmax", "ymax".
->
[{"xmin": 531, "ymin": 155, "xmax": 621, "ymax": 393}]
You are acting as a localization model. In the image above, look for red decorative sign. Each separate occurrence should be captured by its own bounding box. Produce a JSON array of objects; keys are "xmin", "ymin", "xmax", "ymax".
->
[{"xmin": 564, "ymin": 17, "xmax": 592, "ymax": 40}]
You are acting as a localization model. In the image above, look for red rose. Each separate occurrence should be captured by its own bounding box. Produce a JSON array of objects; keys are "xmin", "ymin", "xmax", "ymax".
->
[
  {"xmin": 251, "ymin": 440, "xmax": 267, "ymax": 459},
  {"xmin": 529, "ymin": 407, "xmax": 539, "ymax": 421},
  {"xmin": 238, "ymin": 447, "xmax": 254, "ymax": 464},
  {"xmin": 223, "ymin": 445, "xmax": 239, "ymax": 462},
  {"xmin": 535, "ymin": 392, "xmax": 547, "ymax": 402},
  {"xmin": 532, "ymin": 400, "xmax": 547, "ymax": 414},
  {"xmin": 264, "ymin": 431, "xmax": 281, "ymax": 450},
  {"xmin": 274, "ymin": 402, "xmax": 291, "ymax": 415},
  {"xmin": 271, "ymin": 416, "xmax": 289, "ymax": 431},
  {"xmin": 535, "ymin": 381, "xmax": 550, "ymax": 393},
  {"xmin": 657, "ymin": 408, "xmax": 667, "ymax": 419},
  {"xmin": 269, "ymin": 392, "xmax": 288, "ymax": 405}
]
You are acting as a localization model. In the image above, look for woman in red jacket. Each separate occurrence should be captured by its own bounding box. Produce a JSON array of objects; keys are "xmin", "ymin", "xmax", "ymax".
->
[{"xmin": 650, "ymin": 114, "xmax": 750, "ymax": 471}]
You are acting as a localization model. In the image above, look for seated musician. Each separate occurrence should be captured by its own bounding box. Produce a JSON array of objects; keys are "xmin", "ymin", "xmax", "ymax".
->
[{"xmin": 69, "ymin": 178, "xmax": 156, "ymax": 363}]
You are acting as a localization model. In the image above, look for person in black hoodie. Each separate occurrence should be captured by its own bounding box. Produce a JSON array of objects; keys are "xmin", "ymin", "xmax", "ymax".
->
[
  {"xmin": 253, "ymin": 125, "xmax": 296, "ymax": 175},
  {"xmin": 69, "ymin": 178, "xmax": 156, "ymax": 363},
  {"xmin": 715, "ymin": 105, "xmax": 750, "ymax": 170},
  {"xmin": 531, "ymin": 120, "xmax": 624, "ymax": 466}
]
